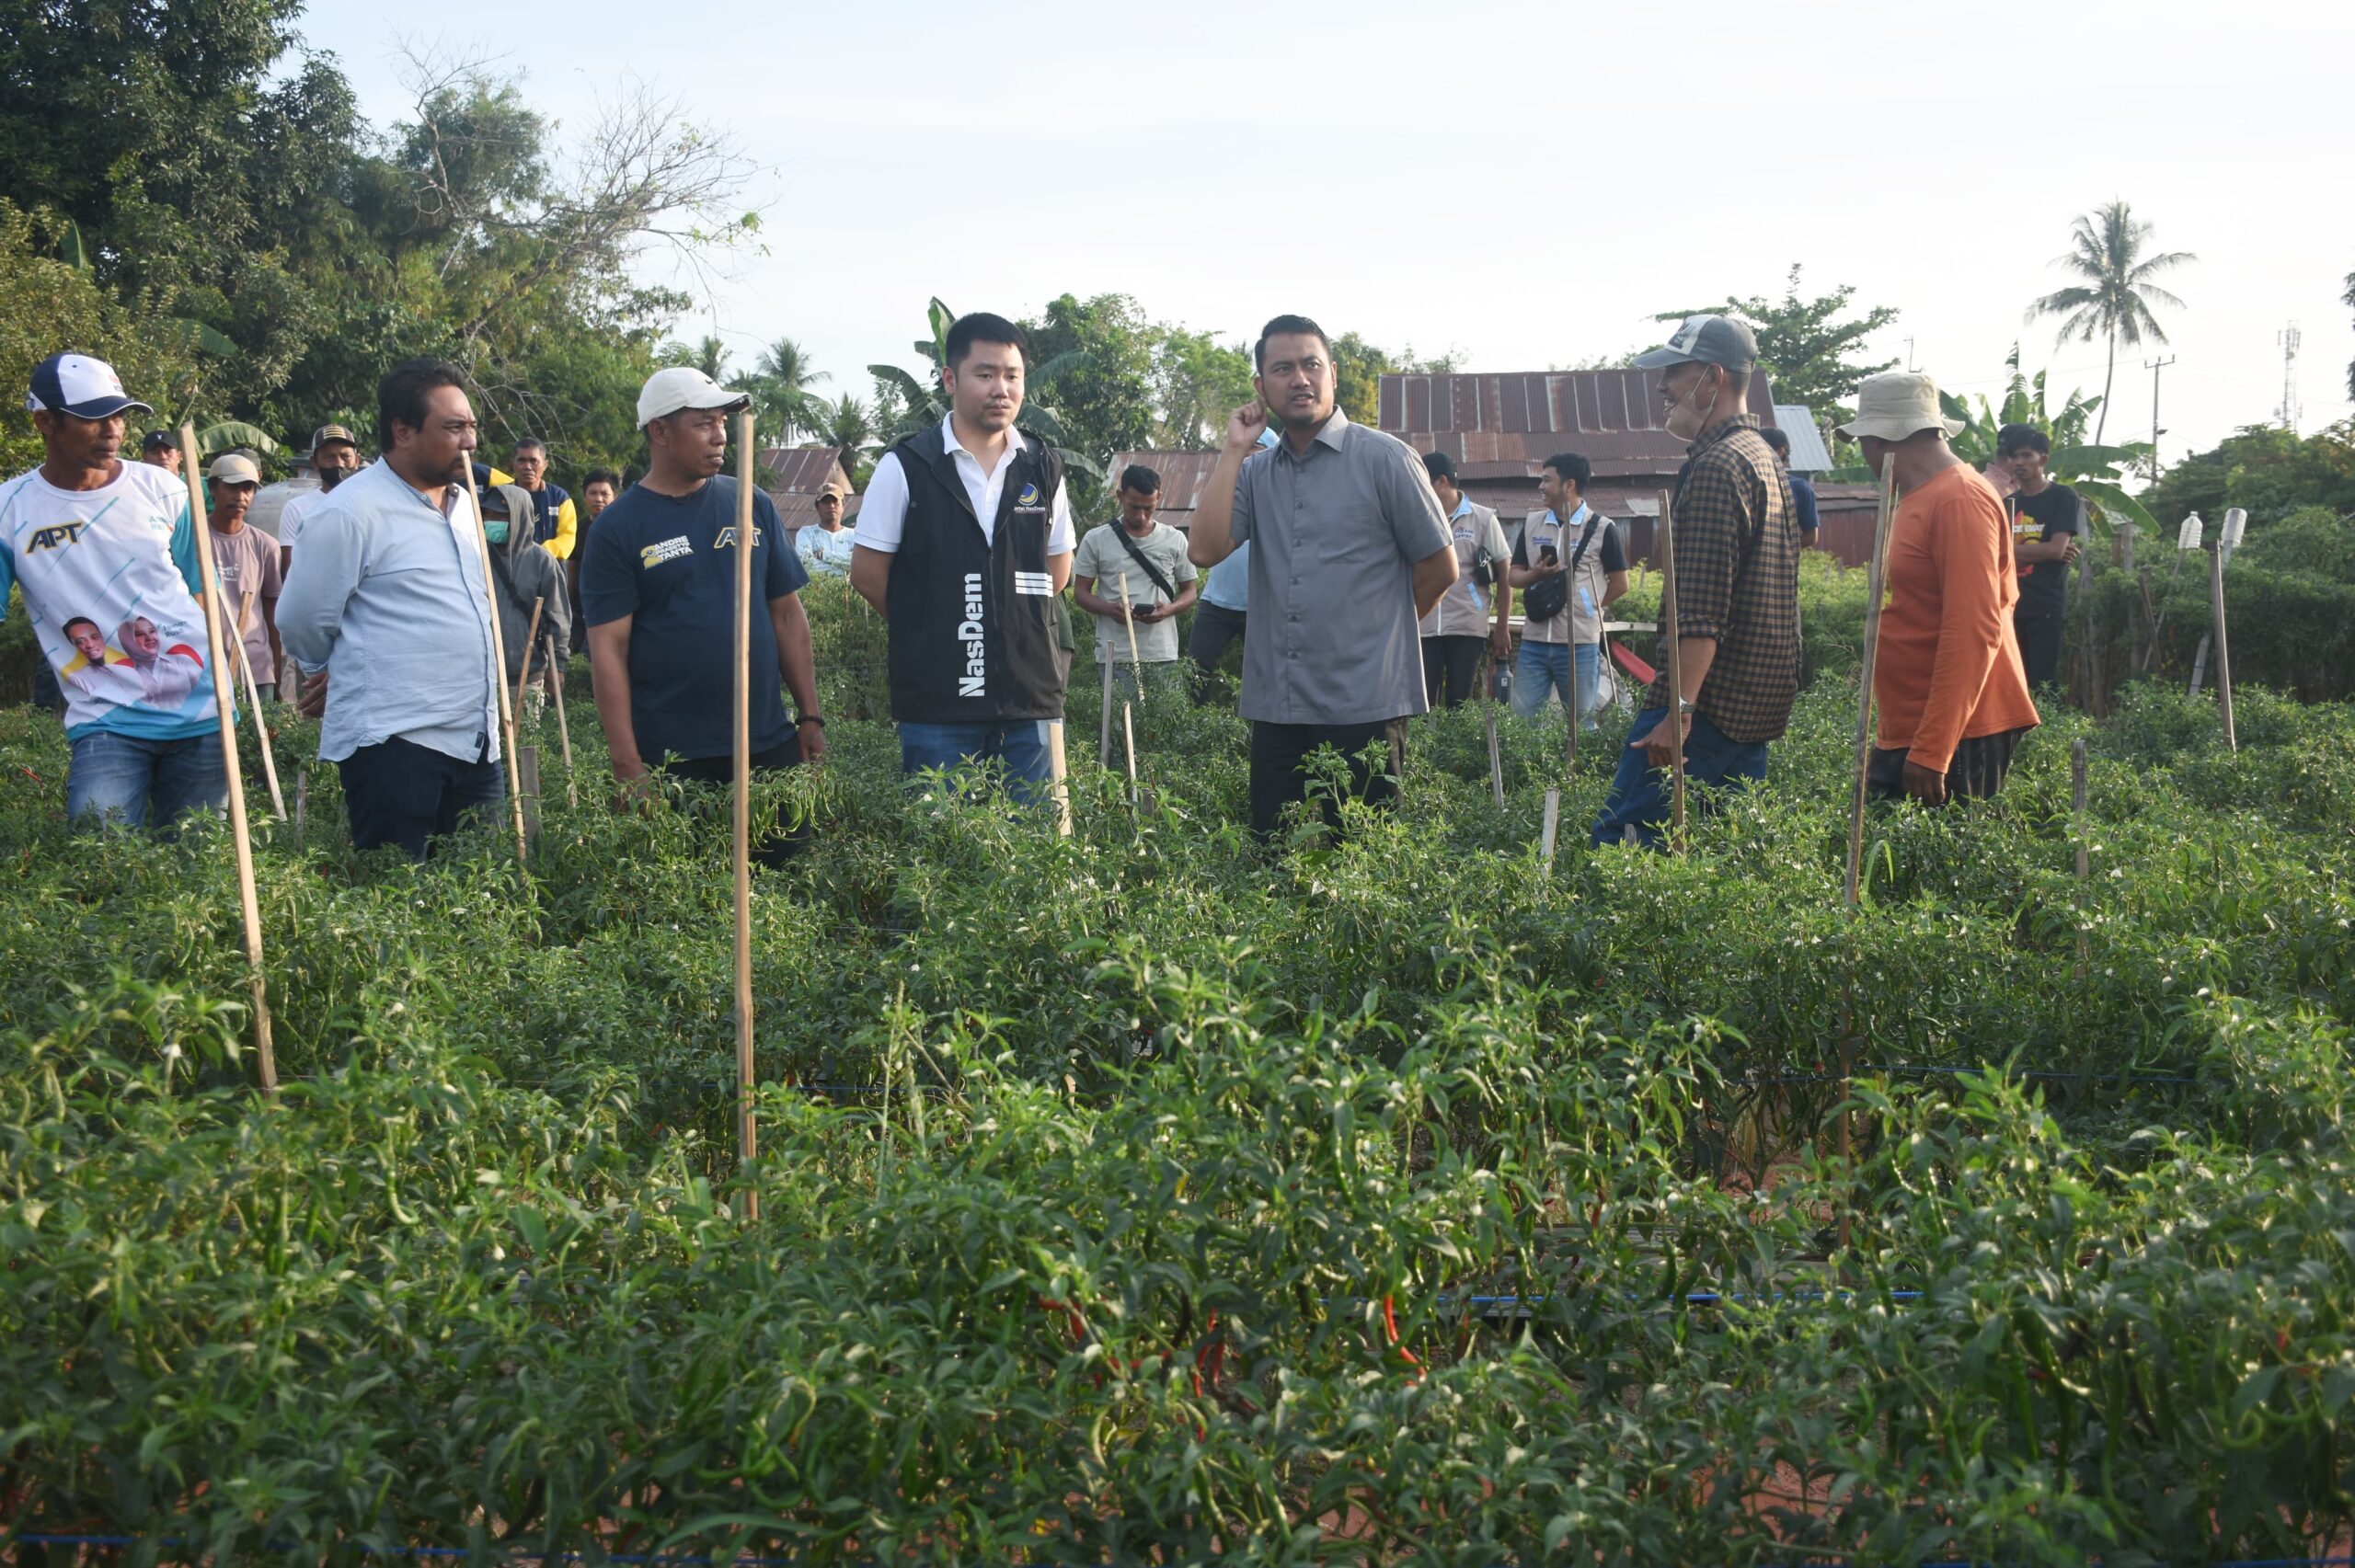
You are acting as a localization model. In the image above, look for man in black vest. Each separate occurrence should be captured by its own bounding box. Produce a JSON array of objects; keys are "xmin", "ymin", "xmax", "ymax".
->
[{"xmin": 849, "ymin": 313, "xmax": 1075, "ymax": 795}]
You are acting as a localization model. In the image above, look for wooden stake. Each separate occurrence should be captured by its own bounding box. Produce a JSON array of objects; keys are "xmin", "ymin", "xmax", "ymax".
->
[
  {"xmin": 2208, "ymin": 544, "xmax": 2235, "ymax": 752},
  {"xmin": 1115, "ymin": 573, "xmax": 1143, "ymax": 798},
  {"xmin": 2072, "ymin": 737, "xmax": 2091, "ymax": 973},
  {"xmin": 1540, "ymin": 788, "xmax": 1560, "ymax": 871},
  {"xmin": 462, "ymin": 467, "xmax": 529, "ymax": 864},
  {"xmin": 178, "ymin": 426, "xmax": 277, "ymax": 1094},
  {"xmin": 1653, "ymin": 488, "xmax": 1687, "ymax": 849},
  {"xmin": 230, "ymin": 589, "xmax": 285, "ymax": 820},
  {"xmin": 549, "ymin": 661, "xmax": 579, "ymax": 807},
  {"xmin": 293, "ymin": 767, "xmax": 306, "ymax": 841},
  {"xmin": 1047, "ymin": 720, "xmax": 1073, "ymax": 837},
  {"xmin": 515, "ymin": 594, "xmax": 545, "ymax": 715},
  {"xmin": 730, "ymin": 411, "xmax": 760, "ymax": 1222},
  {"xmin": 1480, "ymin": 648, "xmax": 1505, "ymax": 807},
  {"xmin": 1098, "ymin": 660, "xmax": 1114, "ymax": 762},
  {"xmin": 1844, "ymin": 454, "xmax": 1901, "ymax": 908}
]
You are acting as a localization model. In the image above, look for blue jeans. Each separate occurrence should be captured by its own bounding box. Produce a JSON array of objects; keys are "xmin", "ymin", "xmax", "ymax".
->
[
  {"xmin": 1591, "ymin": 706, "xmax": 1770, "ymax": 850},
  {"xmin": 898, "ymin": 718, "xmax": 1055, "ymax": 801},
  {"xmin": 1511, "ymin": 640, "xmax": 1603, "ymax": 726},
  {"xmin": 66, "ymin": 729, "xmax": 228, "ymax": 831}
]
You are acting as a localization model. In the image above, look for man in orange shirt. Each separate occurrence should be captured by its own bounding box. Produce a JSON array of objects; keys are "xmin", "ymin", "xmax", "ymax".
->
[{"xmin": 1837, "ymin": 372, "xmax": 2039, "ymax": 806}]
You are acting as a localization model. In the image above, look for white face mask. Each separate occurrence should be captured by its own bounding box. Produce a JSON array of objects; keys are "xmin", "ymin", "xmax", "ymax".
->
[{"xmin": 1664, "ymin": 367, "xmax": 1719, "ymax": 442}]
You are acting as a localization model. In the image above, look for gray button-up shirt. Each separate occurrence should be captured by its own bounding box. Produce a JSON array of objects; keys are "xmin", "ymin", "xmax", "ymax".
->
[
  {"xmin": 277, "ymin": 457, "xmax": 502, "ymax": 766},
  {"xmin": 1228, "ymin": 410, "xmax": 1452, "ymax": 725}
]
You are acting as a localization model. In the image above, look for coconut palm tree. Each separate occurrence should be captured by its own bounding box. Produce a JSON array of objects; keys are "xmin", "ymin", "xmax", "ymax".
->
[
  {"xmin": 751, "ymin": 336, "xmax": 829, "ymax": 447},
  {"xmin": 2027, "ymin": 201, "xmax": 2195, "ymax": 443}
]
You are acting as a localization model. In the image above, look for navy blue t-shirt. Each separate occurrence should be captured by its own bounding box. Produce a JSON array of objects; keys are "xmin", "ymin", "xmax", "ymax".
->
[{"xmin": 580, "ymin": 476, "xmax": 807, "ymax": 764}]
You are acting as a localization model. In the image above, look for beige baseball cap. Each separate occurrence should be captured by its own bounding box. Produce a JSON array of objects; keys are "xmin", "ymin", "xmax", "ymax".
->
[{"xmin": 205, "ymin": 452, "xmax": 261, "ymax": 486}]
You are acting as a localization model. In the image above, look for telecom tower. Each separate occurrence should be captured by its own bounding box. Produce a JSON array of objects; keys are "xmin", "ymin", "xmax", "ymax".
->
[{"xmin": 2278, "ymin": 323, "xmax": 2301, "ymax": 433}]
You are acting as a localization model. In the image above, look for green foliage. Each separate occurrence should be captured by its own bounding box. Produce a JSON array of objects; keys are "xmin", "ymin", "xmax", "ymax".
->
[
  {"xmin": 1, "ymin": 579, "xmax": 2352, "ymax": 1560},
  {"xmin": 1328, "ymin": 329, "xmax": 1396, "ymax": 427},
  {"xmin": 1923, "ymin": 344, "xmax": 2157, "ymax": 535},
  {"xmin": 1020, "ymin": 293, "xmax": 1157, "ymax": 517},
  {"xmin": 867, "ymin": 296, "xmax": 1103, "ymax": 490},
  {"xmin": 1655, "ymin": 263, "xmax": 1900, "ymax": 420},
  {"xmin": 1146, "ymin": 326, "xmax": 1255, "ymax": 450},
  {"xmin": 2142, "ymin": 418, "xmax": 2355, "ymax": 529}
]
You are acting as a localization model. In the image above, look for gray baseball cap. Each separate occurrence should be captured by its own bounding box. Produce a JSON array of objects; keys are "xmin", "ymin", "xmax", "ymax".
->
[{"xmin": 1635, "ymin": 315, "xmax": 1758, "ymax": 373}]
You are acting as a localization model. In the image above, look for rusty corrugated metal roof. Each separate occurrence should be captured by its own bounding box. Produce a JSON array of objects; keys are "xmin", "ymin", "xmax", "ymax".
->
[
  {"xmin": 1379, "ymin": 369, "xmax": 1780, "ymax": 478},
  {"xmin": 756, "ymin": 446, "xmax": 855, "ymax": 494}
]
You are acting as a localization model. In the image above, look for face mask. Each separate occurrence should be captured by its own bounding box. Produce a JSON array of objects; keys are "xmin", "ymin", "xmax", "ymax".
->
[
  {"xmin": 483, "ymin": 518, "xmax": 509, "ymax": 544},
  {"xmin": 1664, "ymin": 367, "xmax": 1718, "ymax": 442}
]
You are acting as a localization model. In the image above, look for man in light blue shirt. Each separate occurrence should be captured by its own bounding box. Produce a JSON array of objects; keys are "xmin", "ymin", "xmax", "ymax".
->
[{"xmin": 280, "ymin": 359, "xmax": 506, "ymax": 859}]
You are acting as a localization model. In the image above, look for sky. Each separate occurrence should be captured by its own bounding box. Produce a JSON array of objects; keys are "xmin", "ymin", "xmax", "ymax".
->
[{"xmin": 306, "ymin": 0, "xmax": 2355, "ymax": 467}]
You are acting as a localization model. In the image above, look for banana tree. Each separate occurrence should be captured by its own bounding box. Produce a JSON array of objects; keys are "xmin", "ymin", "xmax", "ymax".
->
[
  {"xmin": 867, "ymin": 298, "xmax": 1102, "ymax": 485},
  {"xmin": 1938, "ymin": 344, "xmax": 2156, "ymax": 535}
]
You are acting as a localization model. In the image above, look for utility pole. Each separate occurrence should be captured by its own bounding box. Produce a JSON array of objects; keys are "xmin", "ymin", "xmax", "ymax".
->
[
  {"xmin": 2277, "ymin": 324, "xmax": 2302, "ymax": 433},
  {"xmin": 2144, "ymin": 356, "xmax": 2175, "ymax": 484}
]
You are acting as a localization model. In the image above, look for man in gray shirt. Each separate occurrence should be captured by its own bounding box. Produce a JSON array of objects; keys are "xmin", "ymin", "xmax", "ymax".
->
[
  {"xmin": 281, "ymin": 359, "xmax": 506, "ymax": 860},
  {"xmin": 1187, "ymin": 314, "xmax": 1457, "ymax": 840}
]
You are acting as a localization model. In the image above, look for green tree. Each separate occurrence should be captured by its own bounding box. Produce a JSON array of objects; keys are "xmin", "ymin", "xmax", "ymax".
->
[
  {"xmin": 2343, "ymin": 266, "xmax": 2354, "ymax": 402},
  {"xmin": 1654, "ymin": 264, "xmax": 1898, "ymax": 418},
  {"xmin": 1328, "ymin": 331, "xmax": 1396, "ymax": 427},
  {"xmin": 1147, "ymin": 326, "xmax": 1254, "ymax": 450},
  {"xmin": 1936, "ymin": 345, "xmax": 2155, "ymax": 533},
  {"xmin": 1019, "ymin": 292, "xmax": 1155, "ymax": 513},
  {"xmin": 2027, "ymin": 200, "xmax": 2195, "ymax": 443},
  {"xmin": 2140, "ymin": 420, "xmax": 2355, "ymax": 528},
  {"xmin": 747, "ymin": 336, "xmax": 827, "ymax": 449},
  {"xmin": 867, "ymin": 298, "xmax": 1100, "ymax": 494}
]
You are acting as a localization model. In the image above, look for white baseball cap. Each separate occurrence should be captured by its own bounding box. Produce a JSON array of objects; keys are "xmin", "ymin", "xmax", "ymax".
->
[
  {"xmin": 205, "ymin": 452, "xmax": 261, "ymax": 486},
  {"xmin": 26, "ymin": 352, "xmax": 153, "ymax": 420},
  {"xmin": 637, "ymin": 366, "xmax": 750, "ymax": 429}
]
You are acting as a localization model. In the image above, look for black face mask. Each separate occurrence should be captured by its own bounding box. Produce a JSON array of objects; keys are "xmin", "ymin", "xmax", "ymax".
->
[{"xmin": 317, "ymin": 464, "xmax": 355, "ymax": 492}]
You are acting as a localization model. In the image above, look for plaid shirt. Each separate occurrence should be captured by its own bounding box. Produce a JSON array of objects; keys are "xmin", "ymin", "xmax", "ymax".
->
[{"xmin": 1644, "ymin": 415, "xmax": 1801, "ymax": 743}]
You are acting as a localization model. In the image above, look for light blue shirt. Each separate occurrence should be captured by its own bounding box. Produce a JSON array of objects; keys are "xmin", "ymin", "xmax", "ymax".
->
[
  {"xmin": 277, "ymin": 458, "xmax": 502, "ymax": 765},
  {"xmin": 1201, "ymin": 538, "xmax": 1250, "ymax": 612}
]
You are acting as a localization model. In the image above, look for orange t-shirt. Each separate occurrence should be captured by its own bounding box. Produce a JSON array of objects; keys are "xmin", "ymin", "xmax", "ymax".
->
[{"xmin": 1872, "ymin": 464, "xmax": 2039, "ymax": 773}]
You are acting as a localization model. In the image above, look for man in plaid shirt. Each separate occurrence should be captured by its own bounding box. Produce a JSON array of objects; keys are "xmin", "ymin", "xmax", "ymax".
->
[{"xmin": 1592, "ymin": 315, "xmax": 1801, "ymax": 848}]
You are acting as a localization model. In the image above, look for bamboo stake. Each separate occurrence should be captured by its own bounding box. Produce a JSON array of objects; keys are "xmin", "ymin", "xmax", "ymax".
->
[
  {"xmin": 515, "ymin": 594, "xmax": 545, "ymax": 715},
  {"xmin": 230, "ymin": 589, "xmax": 285, "ymax": 820},
  {"xmin": 1116, "ymin": 573, "xmax": 1143, "ymax": 798},
  {"xmin": 1540, "ymin": 788, "xmax": 1560, "ymax": 871},
  {"xmin": 549, "ymin": 661, "xmax": 579, "ymax": 807},
  {"xmin": 1047, "ymin": 721, "xmax": 1073, "ymax": 837},
  {"xmin": 178, "ymin": 426, "xmax": 277, "ymax": 1094},
  {"xmin": 293, "ymin": 767, "xmax": 306, "ymax": 841},
  {"xmin": 1653, "ymin": 489, "xmax": 1687, "ymax": 849},
  {"xmin": 1844, "ymin": 454, "xmax": 1901, "ymax": 907},
  {"xmin": 730, "ymin": 411, "xmax": 760, "ymax": 1223},
  {"xmin": 1480, "ymin": 647, "xmax": 1505, "ymax": 807},
  {"xmin": 2208, "ymin": 543, "xmax": 2235, "ymax": 753},
  {"xmin": 2072, "ymin": 738, "xmax": 2091, "ymax": 973},
  {"xmin": 462, "ymin": 467, "xmax": 529, "ymax": 864}
]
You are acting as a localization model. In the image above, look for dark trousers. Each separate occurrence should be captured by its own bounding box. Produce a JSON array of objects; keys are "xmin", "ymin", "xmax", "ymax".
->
[
  {"xmin": 339, "ymin": 735, "xmax": 507, "ymax": 861},
  {"xmin": 1867, "ymin": 727, "xmax": 2028, "ymax": 805},
  {"xmin": 2015, "ymin": 610, "xmax": 2065, "ymax": 690},
  {"xmin": 658, "ymin": 738, "xmax": 810, "ymax": 868},
  {"xmin": 1421, "ymin": 635, "xmax": 1485, "ymax": 709},
  {"xmin": 1248, "ymin": 717, "xmax": 1407, "ymax": 841},
  {"xmin": 1186, "ymin": 601, "xmax": 1247, "ymax": 700}
]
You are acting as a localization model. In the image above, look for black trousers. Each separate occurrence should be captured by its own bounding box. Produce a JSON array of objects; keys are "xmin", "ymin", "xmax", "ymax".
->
[
  {"xmin": 1248, "ymin": 717, "xmax": 1407, "ymax": 841},
  {"xmin": 339, "ymin": 735, "xmax": 506, "ymax": 861},
  {"xmin": 1421, "ymin": 635, "xmax": 1485, "ymax": 709},
  {"xmin": 658, "ymin": 737, "xmax": 810, "ymax": 869},
  {"xmin": 1868, "ymin": 726, "xmax": 2029, "ymax": 805},
  {"xmin": 2015, "ymin": 610, "xmax": 2065, "ymax": 690},
  {"xmin": 1186, "ymin": 601, "xmax": 1247, "ymax": 700}
]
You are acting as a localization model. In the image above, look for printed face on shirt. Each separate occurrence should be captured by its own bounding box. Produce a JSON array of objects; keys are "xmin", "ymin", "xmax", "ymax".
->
[
  {"xmin": 65, "ymin": 618, "xmax": 107, "ymax": 663},
  {"xmin": 129, "ymin": 618, "xmax": 162, "ymax": 661},
  {"xmin": 942, "ymin": 339, "xmax": 1025, "ymax": 436},
  {"xmin": 1252, "ymin": 334, "xmax": 1336, "ymax": 432}
]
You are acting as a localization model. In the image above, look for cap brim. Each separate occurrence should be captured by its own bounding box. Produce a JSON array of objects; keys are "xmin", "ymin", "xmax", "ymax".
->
[
  {"xmin": 1835, "ymin": 417, "xmax": 1968, "ymax": 441},
  {"xmin": 1632, "ymin": 347, "xmax": 1692, "ymax": 371},
  {"xmin": 60, "ymin": 396, "xmax": 154, "ymax": 419}
]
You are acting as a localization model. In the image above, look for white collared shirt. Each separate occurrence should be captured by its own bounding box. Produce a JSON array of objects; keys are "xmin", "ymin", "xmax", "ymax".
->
[{"xmin": 855, "ymin": 416, "xmax": 1075, "ymax": 554}]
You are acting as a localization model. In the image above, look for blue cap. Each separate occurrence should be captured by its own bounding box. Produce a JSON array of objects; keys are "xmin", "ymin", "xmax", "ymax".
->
[{"xmin": 26, "ymin": 353, "xmax": 153, "ymax": 420}]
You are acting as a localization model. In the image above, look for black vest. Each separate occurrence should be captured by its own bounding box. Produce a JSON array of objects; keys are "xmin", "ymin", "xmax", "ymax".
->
[{"xmin": 884, "ymin": 426, "xmax": 1069, "ymax": 724}]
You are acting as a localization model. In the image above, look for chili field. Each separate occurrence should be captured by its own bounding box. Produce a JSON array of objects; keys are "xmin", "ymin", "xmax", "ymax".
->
[{"xmin": 1, "ymin": 578, "xmax": 2350, "ymax": 1565}]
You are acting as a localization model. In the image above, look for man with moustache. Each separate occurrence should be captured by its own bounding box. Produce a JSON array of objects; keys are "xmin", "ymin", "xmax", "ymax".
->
[
  {"xmin": 850, "ymin": 312, "xmax": 1076, "ymax": 794},
  {"xmin": 275, "ymin": 423, "xmax": 362, "ymax": 569},
  {"xmin": 1186, "ymin": 314, "xmax": 1457, "ymax": 840},
  {"xmin": 202, "ymin": 452, "xmax": 284, "ymax": 703},
  {"xmin": 278, "ymin": 361, "xmax": 510, "ymax": 859}
]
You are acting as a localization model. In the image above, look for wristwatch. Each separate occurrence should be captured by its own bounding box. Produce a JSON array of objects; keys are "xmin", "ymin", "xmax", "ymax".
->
[
  {"xmin": 1676, "ymin": 698, "xmax": 1696, "ymax": 717},
  {"xmin": 797, "ymin": 714, "xmax": 824, "ymax": 728}
]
